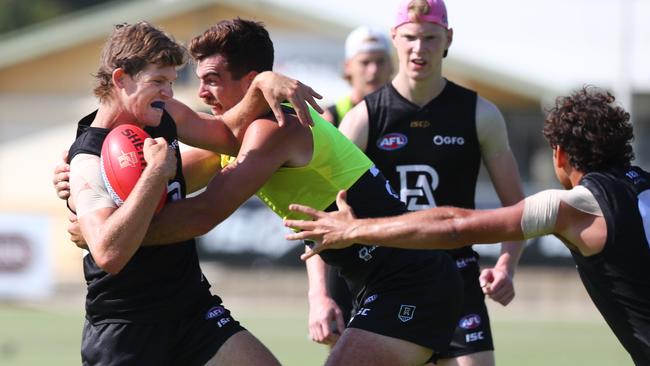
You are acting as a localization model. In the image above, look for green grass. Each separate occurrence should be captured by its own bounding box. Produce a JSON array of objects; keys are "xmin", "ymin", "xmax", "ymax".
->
[
  {"xmin": 0, "ymin": 302, "xmax": 632, "ymax": 366},
  {"xmin": 491, "ymin": 319, "xmax": 631, "ymax": 366},
  {"xmin": 0, "ymin": 305, "xmax": 83, "ymax": 365}
]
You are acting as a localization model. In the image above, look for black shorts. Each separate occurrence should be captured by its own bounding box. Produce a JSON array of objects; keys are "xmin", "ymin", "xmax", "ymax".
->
[
  {"xmin": 348, "ymin": 251, "xmax": 463, "ymax": 353},
  {"xmin": 81, "ymin": 295, "xmax": 245, "ymax": 366},
  {"xmin": 436, "ymin": 250, "xmax": 495, "ymax": 360}
]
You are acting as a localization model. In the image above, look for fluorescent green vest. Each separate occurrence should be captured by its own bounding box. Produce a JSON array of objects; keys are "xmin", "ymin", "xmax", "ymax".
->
[
  {"xmin": 334, "ymin": 95, "xmax": 354, "ymax": 122},
  {"xmin": 222, "ymin": 107, "xmax": 373, "ymax": 220}
]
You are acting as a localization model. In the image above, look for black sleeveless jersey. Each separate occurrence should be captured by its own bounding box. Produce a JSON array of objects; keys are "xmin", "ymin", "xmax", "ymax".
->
[
  {"xmin": 365, "ymin": 81, "xmax": 480, "ymax": 258},
  {"xmin": 573, "ymin": 167, "xmax": 650, "ymax": 364},
  {"xmin": 68, "ymin": 110, "xmax": 213, "ymax": 324}
]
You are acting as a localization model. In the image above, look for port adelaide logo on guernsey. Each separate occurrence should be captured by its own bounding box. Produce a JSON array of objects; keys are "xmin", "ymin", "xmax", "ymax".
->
[{"xmin": 377, "ymin": 133, "xmax": 408, "ymax": 151}]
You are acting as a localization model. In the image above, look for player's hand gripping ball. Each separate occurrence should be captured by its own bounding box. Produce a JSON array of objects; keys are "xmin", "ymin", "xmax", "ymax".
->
[{"xmin": 100, "ymin": 124, "xmax": 167, "ymax": 213}]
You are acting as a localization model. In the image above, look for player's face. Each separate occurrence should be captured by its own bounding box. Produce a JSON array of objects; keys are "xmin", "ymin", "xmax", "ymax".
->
[
  {"xmin": 196, "ymin": 54, "xmax": 249, "ymax": 116},
  {"xmin": 392, "ymin": 22, "xmax": 451, "ymax": 81},
  {"xmin": 346, "ymin": 51, "xmax": 392, "ymax": 96},
  {"xmin": 119, "ymin": 64, "xmax": 176, "ymax": 127}
]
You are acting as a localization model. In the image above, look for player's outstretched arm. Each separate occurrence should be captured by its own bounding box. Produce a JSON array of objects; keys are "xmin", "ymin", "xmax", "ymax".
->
[{"xmin": 285, "ymin": 190, "xmax": 526, "ymax": 260}]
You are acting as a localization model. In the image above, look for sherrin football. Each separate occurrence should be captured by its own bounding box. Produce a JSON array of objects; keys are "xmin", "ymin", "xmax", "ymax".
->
[{"xmin": 100, "ymin": 124, "xmax": 167, "ymax": 213}]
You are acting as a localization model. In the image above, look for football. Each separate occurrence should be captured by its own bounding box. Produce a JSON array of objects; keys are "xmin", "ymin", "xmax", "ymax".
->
[{"xmin": 100, "ymin": 124, "xmax": 167, "ymax": 213}]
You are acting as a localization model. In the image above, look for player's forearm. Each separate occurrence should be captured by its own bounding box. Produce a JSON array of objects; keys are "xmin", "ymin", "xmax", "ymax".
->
[
  {"xmin": 349, "ymin": 207, "xmax": 512, "ymax": 250},
  {"xmin": 347, "ymin": 213, "xmax": 464, "ymax": 250},
  {"xmin": 306, "ymin": 253, "xmax": 330, "ymax": 299},
  {"xmin": 143, "ymin": 176, "xmax": 250, "ymax": 245},
  {"xmin": 143, "ymin": 195, "xmax": 219, "ymax": 245},
  {"xmin": 166, "ymin": 99, "xmax": 240, "ymax": 156},
  {"xmin": 498, "ymin": 241, "xmax": 525, "ymax": 277},
  {"xmin": 86, "ymin": 167, "xmax": 168, "ymax": 273},
  {"xmin": 222, "ymin": 74, "xmax": 271, "ymax": 141}
]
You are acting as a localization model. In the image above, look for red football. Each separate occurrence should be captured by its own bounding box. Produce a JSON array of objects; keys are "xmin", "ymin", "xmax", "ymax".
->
[{"xmin": 100, "ymin": 124, "xmax": 167, "ymax": 213}]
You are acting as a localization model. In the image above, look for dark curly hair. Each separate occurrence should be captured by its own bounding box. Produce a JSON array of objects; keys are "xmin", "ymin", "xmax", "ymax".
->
[
  {"xmin": 94, "ymin": 22, "xmax": 187, "ymax": 101},
  {"xmin": 543, "ymin": 86, "xmax": 634, "ymax": 172},
  {"xmin": 188, "ymin": 18, "xmax": 273, "ymax": 80}
]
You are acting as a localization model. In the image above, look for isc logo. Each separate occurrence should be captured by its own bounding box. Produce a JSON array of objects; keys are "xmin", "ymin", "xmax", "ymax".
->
[
  {"xmin": 377, "ymin": 133, "xmax": 408, "ymax": 151},
  {"xmin": 465, "ymin": 331, "xmax": 485, "ymax": 343},
  {"xmin": 410, "ymin": 120, "xmax": 430, "ymax": 128}
]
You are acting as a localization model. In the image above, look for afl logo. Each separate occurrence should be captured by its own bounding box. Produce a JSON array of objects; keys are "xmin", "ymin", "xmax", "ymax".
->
[
  {"xmin": 377, "ymin": 133, "xmax": 408, "ymax": 151},
  {"xmin": 459, "ymin": 314, "xmax": 481, "ymax": 329},
  {"xmin": 205, "ymin": 306, "xmax": 225, "ymax": 320}
]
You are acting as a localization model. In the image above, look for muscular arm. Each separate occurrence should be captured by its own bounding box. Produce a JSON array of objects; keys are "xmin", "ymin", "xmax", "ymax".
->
[
  {"xmin": 476, "ymin": 96, "xmax": 526, "ymax": 278},
  {"xmin": 354, "ymin": 205, "xmax": 525, "ymax": 248},
  {"xmin": 168, "ymin": 71, "xmax": 322, "ymax": 155},
  {"xmin": 144, "ymin": 116, "xmax": 309, "ymax": 245},
  {"xmin": 71, "ymin": 139, "xmax": 175, "ymax": 274},
  {"xmin": 337, "ymin": 100, "xmax": 370, "ymax": 150},
  {"xmin": 287, "ymin": 187, "xmax": 607, "ymax": 260},
  {"xmin": 165, "ymin": 99, "xmax": 239, "ymax": 156},
  {"xmin": 287, "ymin": 194, "xmax": 526, "ymax": 251}
]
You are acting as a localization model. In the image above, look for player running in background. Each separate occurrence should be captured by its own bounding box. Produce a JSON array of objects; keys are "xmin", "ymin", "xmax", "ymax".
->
[
  {"xmin": 321, "ymin": 25, "xmax": 393, "ymax": 127},
  {"xmin": 64, "ymin": 21, "xmax": 319, "ymax": 365},
  {"xmin": 287, "ymin": 86, "xmax": 650, "ymax": 366},
  {"xmin": 306, "ymin": 1, "xmax": 526, "ymax": 364}
]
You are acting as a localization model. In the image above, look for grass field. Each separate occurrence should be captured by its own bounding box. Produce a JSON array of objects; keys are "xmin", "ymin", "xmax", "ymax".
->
[{"xmin": 0, "ymin": 265, "xmax": 632, "ymax": 366}]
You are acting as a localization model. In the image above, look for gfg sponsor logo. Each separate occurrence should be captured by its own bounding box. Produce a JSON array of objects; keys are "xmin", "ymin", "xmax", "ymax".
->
[
  {"xmin": 459, "ymin": 314, "xmax": 481, "ymax": 330},
  {"xmin": 433, "ymin": 135, "xmax": 465, "ymax": 146},
  {"xmin": 377, "ymin": 133, "xmax": 408, "ymax": 151}
]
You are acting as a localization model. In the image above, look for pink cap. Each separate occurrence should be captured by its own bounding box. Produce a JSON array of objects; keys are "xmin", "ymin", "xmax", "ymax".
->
[{"xmin": 394, "ymin": 0, "xmax": 448, "ymax": 29}]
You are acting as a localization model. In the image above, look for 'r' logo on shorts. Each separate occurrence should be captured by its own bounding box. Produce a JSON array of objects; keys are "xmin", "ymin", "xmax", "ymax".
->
[{"xmin": 398, "ymin": 305, "xmax": 416, "ymax": 322}]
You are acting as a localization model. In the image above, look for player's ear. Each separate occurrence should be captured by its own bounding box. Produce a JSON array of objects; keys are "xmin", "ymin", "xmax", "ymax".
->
[
  {"xmin": 444, "ymin": 28, "xmax": 453, "ymax": 57},
  {"xmin": 390, "ymin": 27, "xmax": 398, "ymax": 45},
  {"xmin": 112, "ymin": 68, "xmax": 126, "ymax": 89},
  {"xmin": 243, "ymin": 70, "xmax": 258, "ymax": 90},
  {"xmin": 343, "ymin": 59, "xmax": 353, "ymax": 81},
  {"xmin": 555, "ymin": 146, "xmax": 569, "ymax": 168}
]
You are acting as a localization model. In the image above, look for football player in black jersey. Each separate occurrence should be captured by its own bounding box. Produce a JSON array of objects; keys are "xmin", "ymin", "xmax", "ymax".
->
[
  {"xmin": 305, "ymin": 0, "xmax": 525, "ymax": 365},
  {"xmin": 288, "ymin": 86, "xmax": 650, "ymax": 366},
  {"xmin": 59, "ymin": 21, "xmax": 320, "ymax": 366}
]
